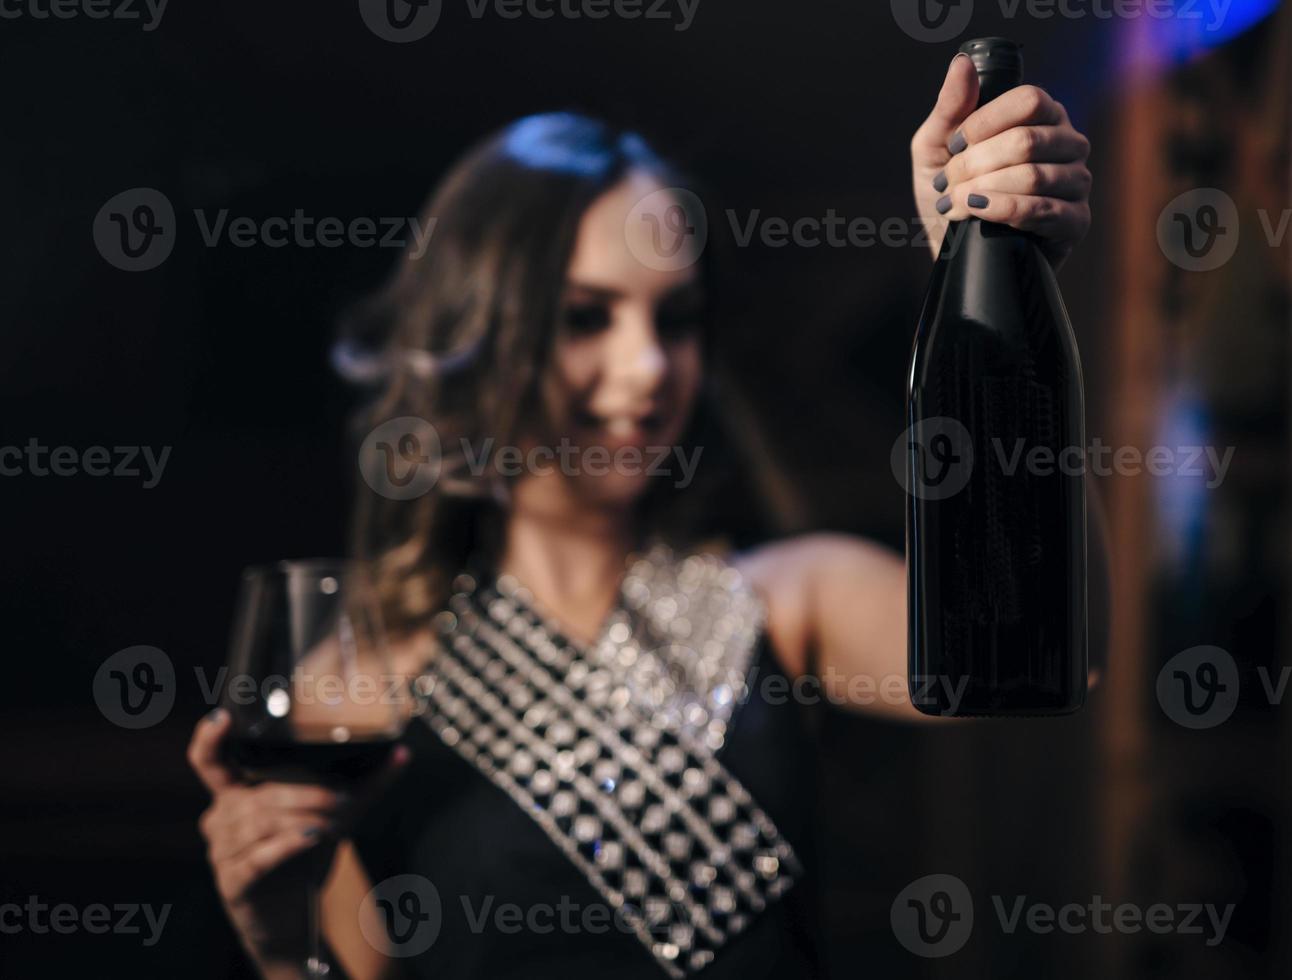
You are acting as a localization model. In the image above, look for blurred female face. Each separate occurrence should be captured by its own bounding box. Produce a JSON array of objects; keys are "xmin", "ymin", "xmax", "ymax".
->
[{"xmin": 525, "ymin": 171, "xmax": 705, "ymax": 509}]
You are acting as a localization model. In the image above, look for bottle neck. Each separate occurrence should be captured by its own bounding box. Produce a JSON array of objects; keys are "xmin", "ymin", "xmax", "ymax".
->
[{"xmin": 976, "ymin": 69, "xmax": 1020, "ymax": 108}]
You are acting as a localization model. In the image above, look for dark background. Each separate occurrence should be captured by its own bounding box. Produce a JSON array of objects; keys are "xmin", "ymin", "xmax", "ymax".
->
[{"xmin": 2, "ymin": 1, "xmax": 1287, "ymax": 977}]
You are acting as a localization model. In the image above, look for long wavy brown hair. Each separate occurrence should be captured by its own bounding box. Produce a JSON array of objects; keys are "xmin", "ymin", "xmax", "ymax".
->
[{"xmin": 339, "ymin": 113, "xmax": 798, "ymax": 638}]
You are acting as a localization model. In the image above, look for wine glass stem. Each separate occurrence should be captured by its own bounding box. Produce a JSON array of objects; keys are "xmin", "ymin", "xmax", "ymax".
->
[{"xmin": 306, "ymin": 886, "xmax": 330, "ymax": 978}]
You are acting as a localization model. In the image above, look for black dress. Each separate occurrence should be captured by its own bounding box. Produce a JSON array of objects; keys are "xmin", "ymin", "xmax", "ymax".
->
[{"xmin": 354, "ymin": 548, "xmax": 824, "ymax": 978}]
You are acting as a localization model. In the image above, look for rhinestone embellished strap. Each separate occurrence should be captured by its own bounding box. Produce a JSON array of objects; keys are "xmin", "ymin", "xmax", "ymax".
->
[{"xmin": 411, "ymin": 545, "xmax": 802, "ymax": 977}]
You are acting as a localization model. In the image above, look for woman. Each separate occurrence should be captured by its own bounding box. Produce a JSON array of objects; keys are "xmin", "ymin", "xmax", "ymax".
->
[{"xmin": 189, "ymin": 54, "xmax": 1093, "ymax": 979}]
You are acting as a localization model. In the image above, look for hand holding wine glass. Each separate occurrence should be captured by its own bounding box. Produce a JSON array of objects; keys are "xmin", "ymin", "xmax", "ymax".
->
[{"xmin": 189, "ymin": 561, "xmax": 413, "ymax": 978}]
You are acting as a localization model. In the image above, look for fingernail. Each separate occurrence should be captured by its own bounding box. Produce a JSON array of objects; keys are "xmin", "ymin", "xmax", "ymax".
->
[
  {"xmin": 949, "ymin": 52, "xmax": 970, "ymax": 67},
  {"xmin": 206, "ymin": 708, "xmax": 227, "ymax": 725},
  {"xmin": 936, "ymin": 195, "xmax": 952, "ymax": 215},
  {"xmin": 932, "ymin": 171, "xmax": 948, "ymax": 193},
  {"xmin": 967, "ymin": 194, "xmax": 990, "ymax": 209},
  {"xmin": 302, "ymin": 826, "xmax": 322, "ymax": 839},
  {"xmin": 948, "ymin": 131, "xmax": 967, "ymax": 155}
]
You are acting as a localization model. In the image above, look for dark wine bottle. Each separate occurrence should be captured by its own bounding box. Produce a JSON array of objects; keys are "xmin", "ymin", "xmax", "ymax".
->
[{"xmin": 906, "ymin": 37, "xmax": 1087, "ymax": 717}]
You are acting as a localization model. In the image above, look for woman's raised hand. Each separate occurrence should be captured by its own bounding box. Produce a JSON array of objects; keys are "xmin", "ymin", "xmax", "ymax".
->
[{"xmin": 912, "ymin": 53, "xmax": 1092, "ymax": 267}]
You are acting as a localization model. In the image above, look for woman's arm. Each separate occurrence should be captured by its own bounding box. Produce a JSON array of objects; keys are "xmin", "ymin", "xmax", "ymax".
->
[
  {"xmin": 322, "ymin": 843, "xmax": 404, "ymax": 980},
  {"xmin": 737, "ymin": 534, "xmax": 918, "ymax": 721}
]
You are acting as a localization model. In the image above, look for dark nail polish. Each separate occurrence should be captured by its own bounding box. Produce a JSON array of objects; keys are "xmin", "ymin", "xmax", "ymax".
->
[
  {"xmin": 932, "ymin": 171, "xmax": 948, "ymax": 193},
  {"xmin": 967, "ymin": 194, "xmax": 990, "ymax": 209},
  {"xmin": 302, "ymin": 826, "xmax": 322, "ymax": 840},
  {"xmin": 936, "ymin": 195, "xmax": 952, "ymax": 215},
  {"xmin": 206, "ymin": 707, "xmax": 227, "ymax": 725},
  {"xmin": 948, "ymin": 132, "xmax": 967, "ymax": 155}
]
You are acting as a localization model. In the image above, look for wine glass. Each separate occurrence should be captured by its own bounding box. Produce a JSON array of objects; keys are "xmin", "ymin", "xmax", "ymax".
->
[{"xmin": 222, "ymin": 559, "xmax": 408, "ymax": 979}]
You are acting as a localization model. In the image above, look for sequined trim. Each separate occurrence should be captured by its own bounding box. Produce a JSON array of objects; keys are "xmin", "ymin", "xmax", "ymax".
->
[{"xmin": 413, "ymin": 544, "xmax": 801, "ymax": 977}]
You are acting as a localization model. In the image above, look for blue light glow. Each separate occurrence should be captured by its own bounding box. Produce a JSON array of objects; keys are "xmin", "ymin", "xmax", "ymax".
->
[{"xmin": 1146, "ymin": 0, "xmax": 1280, "ymax": 61}]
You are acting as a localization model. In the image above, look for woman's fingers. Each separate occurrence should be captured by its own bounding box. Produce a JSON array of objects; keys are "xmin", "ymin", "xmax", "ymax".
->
[
  {"xmin": 187, "ymin": 708, "xmax": 235, "ymax": 793},
  {"xmin": 914, "ymin": 73, "xmax": 1094, "ymax": 266},
  {"xmin": 202, "ymin": 785, "xmax": 346, "ymax": 860},
  {"xmin": 217, "ymin": 826, "xmax": 331, "ymax": 902},
  {"xmin": 943, "ymin": 125, "xmax": 1090, "ymax": 187},
  {"xmin": 207, "ymin": 806, "xmax": 336, "ymax": 862},
  {"xmin": 959, "ymin": 162, "xmax": 1092, "ymax": 202},
  {"xmin": 939, "ymin": 190, "xmax": 1090, "ymax": 242},
  {"xmin": 953, "ymin": 84, "xmax": 1066, "ymax": 147},
  {"xmin": 255, "ymin": 782, "xmax": 349, "ymax": 814},
  {"xmin": 195, "ymin": 730, "xmax": 410, "ymax": 906}
]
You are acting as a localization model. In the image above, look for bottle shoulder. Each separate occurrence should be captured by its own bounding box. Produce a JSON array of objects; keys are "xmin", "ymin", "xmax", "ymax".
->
[{"xmin": 908, "ymin": 221, "xmax": 1082, "ymax": 390}]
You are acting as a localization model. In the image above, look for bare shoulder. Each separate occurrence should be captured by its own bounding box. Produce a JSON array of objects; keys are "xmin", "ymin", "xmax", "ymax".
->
[
  {"xmin": 733, "ymin": 532, "xmax": 902, "ymax": 594},
  {"xmin": 731, "ymin": 533, "xmax": 904, "ymax": 678}
]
